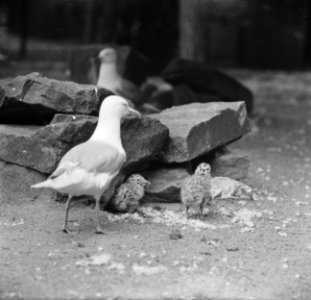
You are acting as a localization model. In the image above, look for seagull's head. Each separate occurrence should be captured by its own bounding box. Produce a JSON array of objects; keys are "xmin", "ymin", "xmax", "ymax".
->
[
  {"xmin": 100, "ymin": 95, "xmax": 141, "ymax": 120},
  {"xmin": 98, "ymin": 48, "xmax": 117, "ymax": 63},
  {"xmin": 194, "ymin": 162, "xmax": 211, "ymax": 176}
]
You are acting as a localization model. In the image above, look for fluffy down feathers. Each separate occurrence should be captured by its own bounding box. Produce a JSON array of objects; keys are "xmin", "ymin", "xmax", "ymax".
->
[
  {"xmin": 180, "ymin": 163, "xmax": 211, "ymax": 218},
  {"xmin": 110, "ymin": 174, "xmax": 150, "ymax": 213}
]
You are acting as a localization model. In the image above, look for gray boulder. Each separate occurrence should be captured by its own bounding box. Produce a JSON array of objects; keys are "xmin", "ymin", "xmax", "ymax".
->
[
  {"xmin": 150, "ymin": 101, "xmax": 250, "ymax": 163},
  {"xmin": 145, "ymin": 167, "xmax": 189, "ymax": 202},
  {"xmin": 0, "ymin": 72, "xmax": 111, "ymax": 124},
  {"xmin": 0, "ymin": 122, "xmax": 95, "ymax": 174},
  {"xmin": 50, "ymin": 113, "xmax": 97, "ymax": 124},
  {"xmin": 210, "ymin": 148, "xmax": 250, "ymax": 180},
  {"xmin": 0, "ymin": 160, "xmax": 55, "ymax": 205},
  {"xmin": 0, "ymin": 116, "xmax": 168, "ymax": 174},
  {"xmin": 51, "ymin": 114, "xmax": 169, "ymax": 172}
]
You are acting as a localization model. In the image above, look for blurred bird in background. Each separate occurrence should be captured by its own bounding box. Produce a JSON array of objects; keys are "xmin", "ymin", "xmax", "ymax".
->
[
  {"xmin": 96, "ymin": 48, "xmax": 144, "ymax": 106},
  {"xmin": 180, "ymin": 162, "xmax": 212, "ymax": 218},
  {"xmin": 139, "ymin": 76, "xmax": 174, "ymax": 113},
  {"xmin": 31, "ymin": 95, "xmax": 141, "ymax": 234},
  {"xmin": 109, "ymin": 174, "xmax": 150, "ymax": 213}
]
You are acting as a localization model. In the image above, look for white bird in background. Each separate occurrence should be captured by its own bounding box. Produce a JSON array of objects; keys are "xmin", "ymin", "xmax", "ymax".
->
[
  {"xmin": 180, "ymin": 162, "xmax": 212, "ymax": 219},
  {"xmin": 96, "ymin": 48, "xmax": 143, "ymax": 106},
  {"xmin": 31, "ymin": 95, "xmax": 141, "ymax": 234},
  {"xmin": 109, "ymin": 174, "xmax": 150, "ymax": 213}
]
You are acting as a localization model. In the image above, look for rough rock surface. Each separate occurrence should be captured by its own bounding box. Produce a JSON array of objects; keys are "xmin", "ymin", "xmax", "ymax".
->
[
  {"xmin": 120, "ymin": 117, "xmax": 169, "ymax": 171},
  {"xmin": 0, "ymin": 160, "xmax": 55, "ymax": 205},
  {"xmin": 50, "ymin": 113, "xmax": 97, "ymax": 124},
  {"xmin": 0, "ymin": 116, "xmax": 168, "ymax": 174},
  {"xmin": 145, "ymin": 167, "xmax": 189, "ymax": 202},
  {"xmin": 150, "ymin": 101, "xmax": 249, "ymax": 164},
  {"xmin": 210, "ymin": 148, "xmax": 250, "ymax": 180},
  {"xmin": 0, "ymin": 123, "xmax": 96, "ymax": 174},
  {"xmin": 51, "ymin": 114, "xmax": 169, "ymax": 172},
  {"xmin": 0, "ymin": 72, "xmax": 111, "ymax": 124}
]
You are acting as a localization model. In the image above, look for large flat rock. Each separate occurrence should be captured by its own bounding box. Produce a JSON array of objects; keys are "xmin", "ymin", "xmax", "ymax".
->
[
  {"xmin": 150, "ymin": 101, "xmax": 249, "ymax": 163},
  {"xmin": 210, "ymin": 148, "xmax": 250, "ymax": 180},
  {"xmin": 144, "ymin": 167, "xmax": 189, "ymax": 202},
  {"xmin": 0, "ymin": 116, "xmax": 168, "ymax": 174},
  {"xmin": 0, "ymin": 72, "xmax": 111, "ymax": 124},
  {"xmin": 0, "ymin": 160, "xmax": 55, "ymax": 205}
]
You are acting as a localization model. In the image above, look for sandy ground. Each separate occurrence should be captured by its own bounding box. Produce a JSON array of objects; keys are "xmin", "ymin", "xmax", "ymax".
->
[{"xmin": 1, "ymin": 64, "xmax": 311, "ymax": 300}]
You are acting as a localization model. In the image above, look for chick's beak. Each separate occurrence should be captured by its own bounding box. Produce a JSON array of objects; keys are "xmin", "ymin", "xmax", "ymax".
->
[
  {"xmin": 127, "ymin": 106, "xmax": 141, "ymax": 119},
  {"xmin": 144, "ymin": 180, "xmax": 151, "ymax": 189}
]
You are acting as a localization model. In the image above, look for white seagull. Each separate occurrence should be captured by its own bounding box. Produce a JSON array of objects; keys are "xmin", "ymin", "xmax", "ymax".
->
[
  {"xmin": 31, "ymin": 95, "xmax": 141, "ymax": 234},
  {"xmin": 96, "ymin": 48, "xmax": 143, "ymax": 105}
]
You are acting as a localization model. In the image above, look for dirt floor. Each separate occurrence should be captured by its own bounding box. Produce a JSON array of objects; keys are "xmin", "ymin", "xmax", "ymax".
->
[{"xmin": 1, "ymin": 64, "xmax": 311, "ymax": 300}]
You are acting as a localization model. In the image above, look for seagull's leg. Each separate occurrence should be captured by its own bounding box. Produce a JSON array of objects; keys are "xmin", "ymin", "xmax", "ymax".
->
[
  {"xmin": 95, "ymin": 195, "xmax": 105, "ymax": 234},
  {"xmin": 199, "ymin": 201, "xmax": 204, "ymax": 219},
  {"xmin": 63, "ymin": 194, "xmax": 74, "ymax": 233},
  {"xmin": 185, "ymin": 205, "xmax": 190, "ymax": 219}
]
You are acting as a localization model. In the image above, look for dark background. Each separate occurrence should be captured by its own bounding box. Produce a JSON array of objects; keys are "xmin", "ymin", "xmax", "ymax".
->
[{"xmin": 0, "ymin": 0, "xmax": 310, "ymax": 70}]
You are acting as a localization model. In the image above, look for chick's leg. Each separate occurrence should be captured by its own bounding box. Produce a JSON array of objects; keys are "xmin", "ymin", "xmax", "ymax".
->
[
  {"xmin": 63, "ymin": 195, "xmax": 74, "ymax": 233},
  {"xmin": 95, "ymin": 195, "xmax": 105, "ymax": 234}
]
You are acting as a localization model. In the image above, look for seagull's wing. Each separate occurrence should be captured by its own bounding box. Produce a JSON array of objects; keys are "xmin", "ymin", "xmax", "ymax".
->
[{"xmin": 50, "ymin": 141, "xmax": 125, "ymax": 179}]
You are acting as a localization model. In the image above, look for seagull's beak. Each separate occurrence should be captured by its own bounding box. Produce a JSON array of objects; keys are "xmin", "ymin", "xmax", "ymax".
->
[{"xmin": 127, "ymin": 107, "xmax": 141, "ymax": 119}]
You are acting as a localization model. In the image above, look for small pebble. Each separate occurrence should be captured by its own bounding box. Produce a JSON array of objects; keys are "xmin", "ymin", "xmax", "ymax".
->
[
  {"xmin": 200, "ymin": 236, "xmax": 207, "ymax": 243},
  {"xmin": 73, "ymin": 241, "xmax": 85, "ymax": 248},
  {"xmin": 200, "ymin": 251, "xmax": 212, "ymax": 256},
  {"xmin": 169, "ymin": 229, "xmax": 183, "ymax": 240},
  {"xmin": 226, "ymin": 246, "xmax": 239, "ymax": 252}
]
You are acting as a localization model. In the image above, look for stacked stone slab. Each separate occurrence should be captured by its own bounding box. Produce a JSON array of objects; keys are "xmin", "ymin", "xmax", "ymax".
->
[
  {"xmin": 0, "ymin": 73, "xmax": 168, "ymax": 203},
  {"xmin": 0, "ymin": 72, "xmax": 250, "ymax": 205},
  {"xmin": 144, "ymin": 102, "xmax": 250, "ymax": 202}
]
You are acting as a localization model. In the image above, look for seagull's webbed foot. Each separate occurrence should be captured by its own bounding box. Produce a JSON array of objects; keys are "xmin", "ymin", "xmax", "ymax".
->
[
  {"xmin": 95, "ymin": 195, "xmax": 105, "ymax": 235},
  {"xmin": 63, "ymin": 195, "xmax": 76, "ymax": 234},
  {"xmin": 62, "ymin": 225, "xmax": 76, "ymax": 234}
]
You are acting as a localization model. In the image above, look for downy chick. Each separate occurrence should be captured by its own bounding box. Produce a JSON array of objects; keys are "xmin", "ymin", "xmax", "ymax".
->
[
  {"xmin": 110, "ymin": 174, "xmax": 150, "ymax": 213},
  {"xmin": 180, "ymin": 162, "xmax": 211, "ymax": 218},
  {"xmin": 96, "ymin": 48, "xmax": 143, "ymax": 106}
]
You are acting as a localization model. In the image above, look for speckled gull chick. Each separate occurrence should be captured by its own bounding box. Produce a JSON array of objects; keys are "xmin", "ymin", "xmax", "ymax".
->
[
  {"xmin": 181, "ymin": 162, "xmax": 212, "ymax": 219},
  {"xmin": 110, "ymin": 174, "xmax": 150, "ymax": 213},
  {"xmin": 31, "ymin": 95, "xmax": 141, "ymax": 234}
]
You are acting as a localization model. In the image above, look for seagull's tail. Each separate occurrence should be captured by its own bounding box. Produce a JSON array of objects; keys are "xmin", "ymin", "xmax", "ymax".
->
[{"xmin": 31, "ymin": 180, "xmax": 52, "ymax": 189}]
